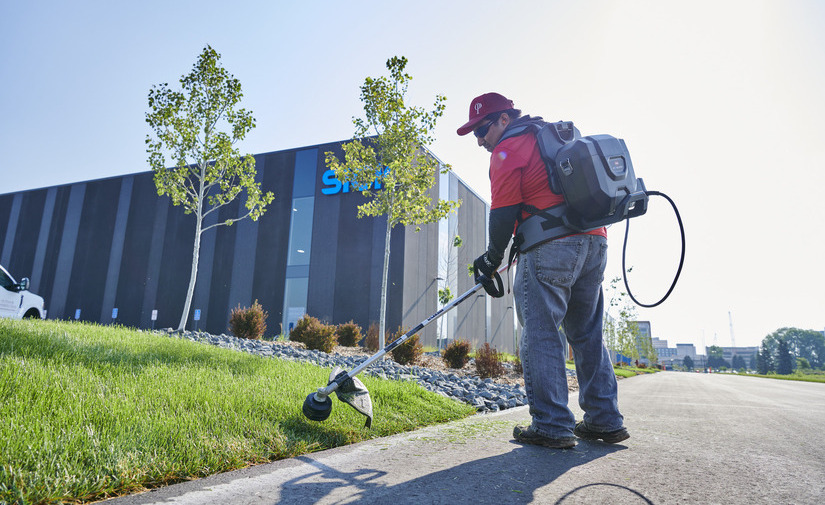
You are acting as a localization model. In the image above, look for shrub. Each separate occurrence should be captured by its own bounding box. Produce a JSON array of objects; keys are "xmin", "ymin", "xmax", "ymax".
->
[
  {"xmin": 336, "ymin": 321, "xmax": 362, "ymax": 347},
  {"xmin": 364, "ymin": 322, "xmax": 380, "ymax": 352},
  {"xmin": 228, "ymin": 300, "xmax": 268, "ymax": 340},
  {"xmin": 303, "ymin": 322, "xmax": 338, "ymax": 353},
  {"xmin": 514, "ymin": 345, "xmax": 523, "ymax": 375},
  {"xmin": 289, "ymin": 314, "xmax": 322, "ymax": 345},
  {"xmin": 389, "ymin": 327, "xmax": 423, "ymax": 365},
  {"xmin": 475, "ymin": 343, "xmax": 505, "ymax": 379},
  {"xmin": 442, "ymin": 339, "xmax": 471, "ymax": 369}
]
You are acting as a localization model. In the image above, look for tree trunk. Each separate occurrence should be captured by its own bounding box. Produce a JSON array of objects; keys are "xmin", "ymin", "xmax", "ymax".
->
[
  {"xmin": 378, "ymin": 217, "xmax": 392, "ymax": 350},
  {"xmin": 178, "ymin": 167, "xmax": 206, "ymax": 331},
  {"xmin": 177, "ymin": 216, "xmax": 202, "ymax": 331}
]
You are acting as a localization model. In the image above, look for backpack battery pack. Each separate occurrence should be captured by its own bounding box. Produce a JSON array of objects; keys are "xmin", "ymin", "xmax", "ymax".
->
[
  {"xmin": 552, "ymin": 134, "xmax": 648, "ymax": 230},
  {"xmin": 507, "ymin": 118, "xmax": 651, "ymax": 252}
]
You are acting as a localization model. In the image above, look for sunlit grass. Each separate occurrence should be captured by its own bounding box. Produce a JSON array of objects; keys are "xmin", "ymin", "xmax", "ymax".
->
[
  {"xmin": 743, "ymin": 372, "xmax": 825, "ymax": 383},
  {"xmin": 612, "ymin": 365, "xmax": 659, "ymax": 378},
  {"xmin": 0, "ymin": 319, "xmax": 474, "ymax": 504}
]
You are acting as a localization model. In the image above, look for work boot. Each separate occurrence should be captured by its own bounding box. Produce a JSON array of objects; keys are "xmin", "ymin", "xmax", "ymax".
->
[
  {"xmin": 513, "ymin": 425, "xmax": 577, "ymax": 449},
  {"xmin": 574, "ymin": 421, "xmax": 630, "ymax": 444}
]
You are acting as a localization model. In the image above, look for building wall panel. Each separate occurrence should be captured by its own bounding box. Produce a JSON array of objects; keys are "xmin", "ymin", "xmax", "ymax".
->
[
  {"xmin": 401, "ymin": 220, "xmax": 438, "ymax": 346},
  {"xmin": 31, "ymin": 188, "xmax": 57, "ymax": 294},
  {"xmin": 250, "ymin": 151, "xmax": 294, "ymax": 333},
  {"xmin": 116, "ymin": 173, "xmax": 160, "ymax": 328},
  {"xmin": 202, "ymin": 199, "xmax": 239, "ymax": 332},
  {"xmin": 100, "ymin": 176, "xmax": 133, "ymax": 323},
  {"xmin": 154, "ymin": 197, "xmax": 197, "ymax": 329},
  {"xmin": 9, "ymin": 189, "xmax": 46, "ymax": 278},
  {"xmin": 39, "ymin": 185, "xmax": 72, "ymax": 311},
  {"xmin": 0, "ymin": 193, "xmax": 22, "ymax": 267},
  {"xmin": 328, "ymin": 190, "xmax": 380, "ymax": 329},
  {"xmin": 454, "ymin": 182, "xmax": 489, "ymax": 347},
  {"xmin": 65, "ymin": 178, "xmax": 121, "ymax": 323},
  {"xmin": 0, "ymin": 194, "xmax": 14, "ymax": 257},
  {"xmin": 49, "ymin": 184, "xmax": 86, "ymax": 319}
]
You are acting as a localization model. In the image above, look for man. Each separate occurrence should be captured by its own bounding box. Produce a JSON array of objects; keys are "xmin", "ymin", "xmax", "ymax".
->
[{"xmin": 457, "ymin": 92, "xmax": 629, "ymax": 449}]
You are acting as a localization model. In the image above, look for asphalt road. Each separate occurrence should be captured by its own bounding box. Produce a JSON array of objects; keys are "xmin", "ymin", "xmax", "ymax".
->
[{"xmin": 104, "ymin": 372, "xmax": 825, "ymax": 504}]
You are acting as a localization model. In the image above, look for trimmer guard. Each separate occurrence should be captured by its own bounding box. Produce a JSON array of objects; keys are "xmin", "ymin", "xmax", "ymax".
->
[{"xmin": 329, "ymin": 367, "xmax": 373, "ymax": 428}]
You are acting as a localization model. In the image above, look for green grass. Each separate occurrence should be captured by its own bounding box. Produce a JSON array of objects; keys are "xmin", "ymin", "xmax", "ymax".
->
[
  {"xmin": 612, "ymin": 365, "xmax": 659, "ymax": 378},
  {"xmin": 613, "ymin": 367, "xmax": 638, "ymax": 378},
  {"xmin": 0, "ymin": 319, "xmax": 474, "ymax": 504},
  {"xmin": 741, "ymin": 372, "xmax": 825, "ymax": 383}
]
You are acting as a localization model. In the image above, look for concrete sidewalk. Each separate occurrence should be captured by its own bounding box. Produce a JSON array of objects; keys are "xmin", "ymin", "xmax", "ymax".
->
[{"xmin": 104, "ymin": 373, "xmax": 825, "ymax": 504}]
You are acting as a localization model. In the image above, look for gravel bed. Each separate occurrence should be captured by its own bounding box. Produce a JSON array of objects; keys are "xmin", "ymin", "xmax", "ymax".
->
[{"xmin": 154, "ymin": 328, "xmax": 576, "ymax": 414}]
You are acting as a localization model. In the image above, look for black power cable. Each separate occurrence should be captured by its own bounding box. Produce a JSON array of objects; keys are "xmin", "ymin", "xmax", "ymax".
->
[{"xmin": 622, "ymin": 190, "xmax": 685, "ymax": 308}]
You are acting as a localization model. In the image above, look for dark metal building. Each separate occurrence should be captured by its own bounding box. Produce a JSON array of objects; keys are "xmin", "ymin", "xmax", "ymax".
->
[{"xmin": 0, "ymin": 140, "xmax": 518, "ymax": 352}]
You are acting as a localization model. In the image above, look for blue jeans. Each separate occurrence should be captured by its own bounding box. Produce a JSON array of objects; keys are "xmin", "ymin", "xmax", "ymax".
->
[{"xmin": 514, "ymin": 234, "xmax": 623, "ymax": 438}]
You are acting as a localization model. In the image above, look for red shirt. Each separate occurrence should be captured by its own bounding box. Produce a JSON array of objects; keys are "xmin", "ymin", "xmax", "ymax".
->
[{"xmin": 489, "ymin": 132, "xmax": 606, "ymax": 238}]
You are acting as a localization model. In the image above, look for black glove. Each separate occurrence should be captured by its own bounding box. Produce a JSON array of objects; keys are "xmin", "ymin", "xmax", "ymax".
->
[{"xmin": 473, "ymin": 252, "xmax": 504, "ymax": 298}]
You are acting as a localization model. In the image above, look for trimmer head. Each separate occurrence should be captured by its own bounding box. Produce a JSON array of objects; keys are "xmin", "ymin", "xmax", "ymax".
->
[{"xmin": 302, "ymin": 392, "xmax": 332, "ymax": 421}]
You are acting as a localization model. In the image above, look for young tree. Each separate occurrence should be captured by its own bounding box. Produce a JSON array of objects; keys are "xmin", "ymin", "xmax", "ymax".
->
[
  {"xmin": 438, "ymin": 235, "xmax": 462, "ymax": 305},
  {"xmin": 618, "ymin": 320, "xmax": 641, "ymax": 364},
  {"xmin": 776, "ymin": 339, "xmax": 795, "ymax": 375},
  {"xmin": 683, "ymin": 354, "xmax": 694, "ymax": 371},
  {"xmin": 603, "ymin": 274, "xmax": 641, "ymax": 363},
  {"xmin": 639, "ymin": 333, "xmax": 658, "ymax": 367},
  {"xmin": 146, "ymin": 45, "xmax": 274, "ymax": 331},
  {"xmin": 757, "ymin": 340, "xmax": 773, "ymax": 374},
  {"xmin": 325, "ymin": 56, "xmax": 460, "ymax": 349},
  {"xmin": 437, "ymin": 233, "xmax": 462, "ymax": 346}
]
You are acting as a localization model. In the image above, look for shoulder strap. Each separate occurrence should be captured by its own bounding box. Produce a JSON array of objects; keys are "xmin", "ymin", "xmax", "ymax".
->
[{"xmin": 497, "ymin": 115, "xmax": 546, "ymax": 145}]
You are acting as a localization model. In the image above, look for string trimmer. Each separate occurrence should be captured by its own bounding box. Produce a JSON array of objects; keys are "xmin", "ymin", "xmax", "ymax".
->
[{"xmin": 302, "ymin": 263, "xmax": 510, "ymax": 428}]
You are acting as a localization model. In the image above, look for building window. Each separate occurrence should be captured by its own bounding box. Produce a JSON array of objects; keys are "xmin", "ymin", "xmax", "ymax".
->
[
  {"xmin": 283, "ymin": 149, "xmax": 317, "ymax": 336},
  {"xmin": 437, "ymin": 169, "xmax": 457, "ymax": 347},
  {"xmin": 283, "ymin": 277, "xmax": 309, "ymax": 334},
  {"xmin": 287, "ymin": 197, "xmax": 313, "ymax": 265}
]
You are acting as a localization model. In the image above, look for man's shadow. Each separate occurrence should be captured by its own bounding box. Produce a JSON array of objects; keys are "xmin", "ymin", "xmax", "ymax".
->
[{"xmin": 278, "ymin": 439, "xmax": 637, "ymax": 504}]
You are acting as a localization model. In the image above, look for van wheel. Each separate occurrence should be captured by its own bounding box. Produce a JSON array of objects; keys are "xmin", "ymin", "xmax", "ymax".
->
[{"xmin": 22, "ymin": 310, "xmax": 41, "ymax": 319}]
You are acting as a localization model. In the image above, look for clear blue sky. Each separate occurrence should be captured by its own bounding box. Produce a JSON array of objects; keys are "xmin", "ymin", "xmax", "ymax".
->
[{"xmin": 2, "ymin": 0, "xmax": 823, "ymax": 350}]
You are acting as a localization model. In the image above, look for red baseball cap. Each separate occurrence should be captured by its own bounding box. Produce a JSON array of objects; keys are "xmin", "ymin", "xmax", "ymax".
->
[{"xmin": 456, "ymin": 92, "xmax": 515, "ymax": 136}]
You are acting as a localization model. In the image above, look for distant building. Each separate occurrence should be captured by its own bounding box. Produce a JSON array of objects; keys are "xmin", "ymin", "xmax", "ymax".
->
[
  {"xmin": 676, "ymin": 343, "xmax": 697, "ymax": 359},
  {"xmin": 636, "ymin": 321, "xmax": 652, "ymax": 340},
  {"xmin": 711, "ymin": 346, "xmax": 759, "ymax": 367},
  {"xmin": 652, "ymin": 337, "xmax": 677, "ymax": 358},
  {"xmin": 645, "ymin": 340, "xmax": 702, "ymax": 369}
]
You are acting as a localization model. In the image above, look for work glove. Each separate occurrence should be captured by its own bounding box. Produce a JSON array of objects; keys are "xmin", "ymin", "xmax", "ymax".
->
[{"xmin": 473, "ymin": 252, "xmax": 504, "ymax": 298}]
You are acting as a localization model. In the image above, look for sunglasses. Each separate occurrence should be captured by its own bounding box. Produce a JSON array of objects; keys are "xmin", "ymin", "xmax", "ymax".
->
[{"xmin": 474, "ymin": 118, "xmax": 497, "ymax": 138}]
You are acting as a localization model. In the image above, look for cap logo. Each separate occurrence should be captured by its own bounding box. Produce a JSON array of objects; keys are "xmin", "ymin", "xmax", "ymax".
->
[{"xmin": 474, "ymin": 102, "xmax": 483, "ymax": 115}]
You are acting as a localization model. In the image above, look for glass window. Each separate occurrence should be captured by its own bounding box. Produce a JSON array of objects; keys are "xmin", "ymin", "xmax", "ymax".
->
[
  {"xmin": 0, "ymin": 269, "xmax": 13, "ymax": 290},
  {"xmin": 287, "ymin": 197, "xmax": 314, "ymax": 266},
  {"xmin": 283, "ymin": 277, "xmax": 308, "ymax": 335},
  {"xmin": 436, "ymin": 170, "xmax": 457, "ymax": 347},
  {"xmin": 293, "ymin": 149, "xmax": 318, "ymax": 198}
]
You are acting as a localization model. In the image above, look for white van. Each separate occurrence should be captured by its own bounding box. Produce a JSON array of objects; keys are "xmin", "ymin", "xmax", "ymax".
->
[{"xmin": 0, "ymin": 264, "xmax": 45, "ymax": 319}]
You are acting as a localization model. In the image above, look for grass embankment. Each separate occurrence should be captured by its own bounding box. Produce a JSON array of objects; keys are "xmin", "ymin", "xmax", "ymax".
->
[
  {"xmin": 613, "ymin": 365, "xmax": 658, "ymax": 378},
  {"xmin": 0, "ymin": 319, "xmax": 474, "ymax": 504},
  {"xmin": 743, "ymin": 372, "xmax": 825, "ymax": 383}
]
